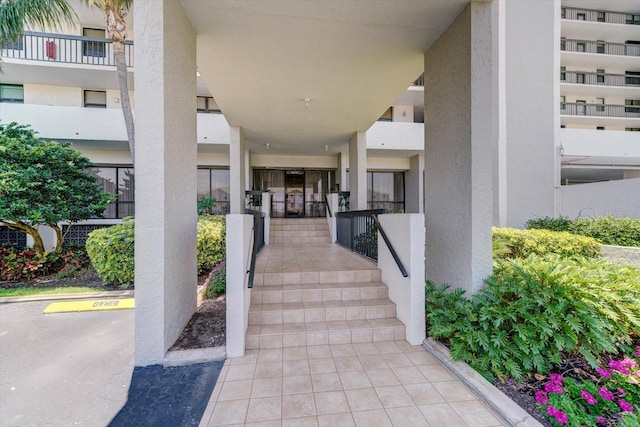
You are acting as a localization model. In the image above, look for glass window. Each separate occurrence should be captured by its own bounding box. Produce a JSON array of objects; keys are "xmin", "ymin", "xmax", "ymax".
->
[
  {"xmin": 560, "ymin": 96, "xmax": 566, "ymax": 110},
  {"xmin": 367, "ymin": 172, "xmax": 405, "ymax": 212},
  {"xmin": 84, "ymin": 90, "xmax": 107, "ymax": 108},
  {"xmin": 577, "ymin": 42, "xmax": 586, "ymax": 52},
  {"xmin": 596, "ymin": 98, "xmax": 605, "ymax": 112},
  {"xmin": 560, "ymin": 66, "xmax": 566, "ymax": 81},
  {"xmin": 596, "ymin": 69, "xmax": 605, "ymax": 84},
  {"xmin": 378, "ymin": 107, "xmax": 392, "ymax": 122},
  {"xmin": 197, "ymin": 168, "xmax": 230, "ymax": 215},
  {"xmin": 597, "ymin": 12, "xmax": 605, "ymax": 22},
  {"xmin": 87, "ymin": 166, "xmax": 134, "ymax": 219},
  {"xmin": 0, "ymin": 84, "xmax": 24, "ymax": 103},
  {"xmin": 596, "ymin": 126, "xmax": 605, "ymax": 130},
  {"xmin": 596, "ymin": 42, "xmax": 604, "ymax": 54},
  {"xmin": 197, "ymin": 96, "xmax": 221, "ymax": 113},
  {"xmin": 83, "ymin": 28, "xmax": 106, "ymax": 57}
]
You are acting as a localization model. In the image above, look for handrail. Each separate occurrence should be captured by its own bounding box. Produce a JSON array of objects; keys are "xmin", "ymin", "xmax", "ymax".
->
[
  {"xmin": 371, "ymin": 214, "xmax": 408, "ymax": 278},
  {"xmin": 245, "ymin": 210, "xmax": 265, "ymax": 289},
  {"xmin": 325, "ymin": 195, "xmax": 332, "ymax": 217}
]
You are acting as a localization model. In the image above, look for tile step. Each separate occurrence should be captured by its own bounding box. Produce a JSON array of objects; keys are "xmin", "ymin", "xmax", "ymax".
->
[
  {"xmin": 245, "ymin": 319, "xmax": 406, "ymax": 349},
  {"xmin": 251, "ymin": 282, "xmax": 388, "ymax": 304},
  {"xmin": 254, "ymin": 269, "xmax": 381, "ymax": 286},
  {"xmin": 248, "ymin": 299, "xmax": 397, "ymax": 325},
  {"xmin": 270, "ymin": 224, "xmax": 329, "ymax": 231},
  {"xmin": 269, "ymin": 237, "xmax": 333, "ymax": 244}
]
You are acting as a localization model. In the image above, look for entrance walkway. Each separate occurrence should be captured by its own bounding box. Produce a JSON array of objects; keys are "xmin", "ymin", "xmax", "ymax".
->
[{"xmin": 199, "ymin": 219, "xmax": 505, "ymax": 426}]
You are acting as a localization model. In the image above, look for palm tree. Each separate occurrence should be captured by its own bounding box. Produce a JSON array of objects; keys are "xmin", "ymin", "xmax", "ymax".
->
[
  {"xmin": 0, "ymin": 0, "xmax": 75, "ymax": 48},
  {"xmin": 85, "ymin": 0, "xmax": 135, "ymax": 162}
]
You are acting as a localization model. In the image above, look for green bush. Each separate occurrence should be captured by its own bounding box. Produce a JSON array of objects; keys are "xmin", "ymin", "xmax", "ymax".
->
[
  {"xmin": 526, "ymin": 215, "xmax": 640, "ymax": 247},
  {"xmin": 525, "ymin": 216, "xmax": 572, "ymax": 232},
  {"xmin": 426, "ymin": 255, "xmax": 640, "ymax": 381},
  {"xmin": 85, "ymin": 219, "xmax": 135, "ymax": 287},
  {"xmin": 197, "ymin": 215, "xmax": 226, "ymax": 274},
  {"xmin": 86, "ymin": 216, "xmax": 226, "ymax": 286},
  {"xmin": 570, "ymin": 216, "xmax": 640, "ymax": 247},
  {"xmin": 492, "ymin": 227, "xmax": 601, "ymax": 260},
  {"xmin": 203, "ymin": 261, "xmax": 226, "ymax": 298}
]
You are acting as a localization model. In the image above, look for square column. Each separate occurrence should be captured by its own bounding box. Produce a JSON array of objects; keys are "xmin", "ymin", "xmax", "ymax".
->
[
  {"xmin": 424, "ymin": 1, "xmax": 495, "ymax": 295},
  {"xmin": 230, "ymin": 126, "xmax": 246, "ymax": 214},
  {"xmin": 405, "ymin": 154, "xmax": 424, "ymax": 214},
  {"xmin": 134, "ymin": 0, "xmax": 197, "ymax": 366},
  {"xmin": 336, "ymin": 152, "xmax": 347, "ymax": 192},
  {"xmin": 348, "ymin": 131, "xmax": 367, "ymax": 211}
]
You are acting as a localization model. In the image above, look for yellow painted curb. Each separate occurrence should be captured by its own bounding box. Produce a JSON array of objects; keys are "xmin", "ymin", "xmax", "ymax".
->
[{"xmin": 43, "ymin": 298, "xmax": 135, "ymax": 314}]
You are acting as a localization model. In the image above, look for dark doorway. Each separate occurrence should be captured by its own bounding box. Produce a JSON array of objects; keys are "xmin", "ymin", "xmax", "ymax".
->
[{"xmin": 285, "ymin": 171, "xmax": 305, "ymax": 217}]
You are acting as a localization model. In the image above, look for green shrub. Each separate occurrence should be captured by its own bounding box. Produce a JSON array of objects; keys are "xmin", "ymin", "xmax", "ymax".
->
[
  {"xmin": 525, "ymin": 216, "xmax": 572, "ymax": 232},
  {"xmin": 570, "ymin": 216, "xmax": 640, "ymax": 247},
  {"xmin": 197, "ymin": 215, "xmax": 226, "ymax": 274},
  {"xmin": 85, "ymin": 219, "xmax": 135, "ymax": 287},
  {"xmin": 86, "ymin": 216, "xmax": 227, "ymax": 286},
  {"xmin": 492, "ymin": 227, "xmax": 601, "ymax": 260},
  {"xmin": 426, "ymin": 255, "xmax": 640, "ymax": 381},
  {"xmin": 203, "ymin": 261, "xmax": 226, "ymax": 298}
]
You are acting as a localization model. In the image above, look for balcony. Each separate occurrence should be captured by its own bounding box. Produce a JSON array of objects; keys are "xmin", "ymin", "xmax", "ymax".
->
[
  {"xmin": 561, "ymin": 7, "xmax": 639, "ymax": 25},
  {"xmin": 561, "ymin": 38, "xmax": 640, "ymax": 57},
  {"xmin": 0, "ymin": 31, "xmax": 134, "ymax": 68},
  {"xmin": 561, "ymin": 70, "xmax": 640, "ymax": 87},
  {"xmin": 561, "ymin": 102, "xmax": 640, "ymax": 118}
]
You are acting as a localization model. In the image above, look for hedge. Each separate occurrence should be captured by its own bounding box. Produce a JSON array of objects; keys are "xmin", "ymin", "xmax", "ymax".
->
[
  {"xmin": 492, "ymin": 227, "xmax": 601, "ymax": 260},
  {"xmin": 526, "ymin": 216, "xmax": 640, "ymax": 247},
  {"xmin": 86, "ymin": 215, "xmax": 226, "ymax": 287}
]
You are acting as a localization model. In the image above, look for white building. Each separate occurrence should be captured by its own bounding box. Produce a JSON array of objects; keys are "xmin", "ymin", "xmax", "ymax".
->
[{"xmin": 1, "ymin": 0, "xmax": 639, "ymax": 365}]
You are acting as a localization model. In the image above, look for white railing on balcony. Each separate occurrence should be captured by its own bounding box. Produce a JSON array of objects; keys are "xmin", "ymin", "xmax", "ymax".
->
[
  {"xmin": 561, "ymin": 102, "xmax": 640, "ymax": 118},
  {"xmin": 561, "ymin": 70, "xmax": 640, "ymax": 87},
  {"xmin": 561, "ymin": 7, "xmax": 640, "ymax": 25},
  {"xmin": 0, "ymin": 31, "xmax": 133, "ymax": 67},
  {"xmin": 561, "ymin": 38, "xmax": 640, "ymax": 57}
]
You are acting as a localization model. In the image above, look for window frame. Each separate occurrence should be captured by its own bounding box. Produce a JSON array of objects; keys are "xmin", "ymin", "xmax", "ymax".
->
[{"xmin": 0, "ymin": 84, "xmax": 24, "ymax": 103}]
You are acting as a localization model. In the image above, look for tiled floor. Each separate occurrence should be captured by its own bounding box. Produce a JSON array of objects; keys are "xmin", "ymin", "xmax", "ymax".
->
[{"xmin": 199, "ymin": 341, "xmax": 506, "ymax": 427}]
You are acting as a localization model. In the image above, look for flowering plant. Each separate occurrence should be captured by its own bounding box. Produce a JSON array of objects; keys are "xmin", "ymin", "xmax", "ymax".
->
[
  {"xmin": 535, "ymin": 347, "xmax": 639, "ymax": 426},
  {"xmin": 203, "ymin": 261, "xmax": 226, "ymax": 298}
]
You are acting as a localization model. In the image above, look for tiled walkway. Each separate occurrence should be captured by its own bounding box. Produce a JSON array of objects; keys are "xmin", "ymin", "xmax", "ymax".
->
[{"xmin": 198, "ymin": 341, "xmax": 505, "ymax": 427}]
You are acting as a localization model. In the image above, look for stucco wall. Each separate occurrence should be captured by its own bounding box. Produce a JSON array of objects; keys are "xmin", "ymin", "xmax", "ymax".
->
[{"xmin": 560, "ymin": 178, "xmax": 640, "ymax": 219}]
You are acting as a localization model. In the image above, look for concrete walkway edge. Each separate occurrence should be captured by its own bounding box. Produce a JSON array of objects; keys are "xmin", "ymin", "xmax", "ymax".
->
[
  {"xmin": 164, "ymin": 346, "xmax": 227, "ymax": 367},
  {"xmin": 0, "ymin": 290, "xmax": 134, "ymax": 304},
  {"xmin": 422, "ymin": 338, "xmax": 543, "ymax": 427}
]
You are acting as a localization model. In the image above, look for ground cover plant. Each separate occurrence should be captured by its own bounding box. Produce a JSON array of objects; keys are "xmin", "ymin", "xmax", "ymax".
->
[
  {"xmin": 526, "ymin": 216, "xmax": 640, "ymax": 248},
  {"xmin": 1, "ymin": 244, "xmax": 91, "ymax": 281},
  {"xmin": 426, "ymin": 227, "xmax": 640, "ymax": 425}
]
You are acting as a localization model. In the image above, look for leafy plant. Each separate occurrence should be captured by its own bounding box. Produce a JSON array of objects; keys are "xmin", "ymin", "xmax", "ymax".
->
[
  {"xmin": 526, "ymin": 216, "xmax": 572, "ymax": 232},
  {"xmin": 197, "ymin": 215, "xmax": 226, "ymax": 273},
  {"xmin": 526, "ymin": 215, "xmax": 640, "ymax": 248},
  {"xmin": 197, "ymin": 196, "xmax": 217, "ymax": 215},
  {"xmin": 425, "ymin": 255, "xmax": 640, "ymax": 381},
  {"xmin": 0, "ymin": 122, "xmax": 114, "ymax": 255},
  {"xmin": 203, "ymin": 261, "xmax": 226, "ymax": 298},
  {"xmin": 534, "ymin": 349, "xmax": 640, "ymax": 426},
  {"xmin": 85, "ymin": 219, "xmax": 135, "ymax": 287},
  {"xmin": 492, "ymin": 227, "xmax": 601, "ymax": 260},
  {"xmin": 0, "ymin": 244, "xmax": 90, "ymax": 281}
]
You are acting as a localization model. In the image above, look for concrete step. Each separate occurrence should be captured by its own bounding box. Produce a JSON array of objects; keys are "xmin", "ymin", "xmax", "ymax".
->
[
  {"xmin": 245, "ymin": 319, "xmax": 406, "ymax": 349},
  {"xmin": 248, "ymin": 299, "xmax": 397, "ymax": 326},
  {"xmin": 251, "ymin": 282, "xmax": 389, "ymax": 305},
  {"xmin": 254, "ymin": 269, "xmax": 381, "ymax": 286},
  {"xmin": 269, "ymin": 236, "xmax": 333, "ymax": 244}
]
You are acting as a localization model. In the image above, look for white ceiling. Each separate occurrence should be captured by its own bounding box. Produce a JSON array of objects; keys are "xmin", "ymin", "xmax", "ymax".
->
[{"xmin": 181, "ymin": 0, "xmax": 467, "ymax": 153}]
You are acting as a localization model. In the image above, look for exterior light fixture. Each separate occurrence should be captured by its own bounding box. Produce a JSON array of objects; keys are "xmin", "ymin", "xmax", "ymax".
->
[
  {"xmin": 304, "ymin": 98, "xmax": 310, "ymax": 108},
  {"xmin": 324, "ymin": 145, "xmax": 328, "ymax": 151},
  {"xmin": 266, "ymin": 143, "xmax": 270, "ymax": 149}
]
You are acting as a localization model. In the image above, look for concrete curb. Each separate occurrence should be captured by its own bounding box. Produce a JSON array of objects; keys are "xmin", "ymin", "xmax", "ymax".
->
[
  {"xmin": 164, "ymin": 346, "xmax": 227, "ymax": 367},
  {"xmin": 423, "ymin": 338, "xmax": 543, "ymax": 427},
  {"xmin": 0, "ymin": 290, "xmax": 134, "ymax": 304}
]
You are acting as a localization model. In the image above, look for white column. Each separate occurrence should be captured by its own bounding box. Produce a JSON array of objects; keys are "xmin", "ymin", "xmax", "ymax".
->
[
  {"xmin": 134, "ymin": 0, "xmax": 197, "ymax": 366},
  {"xmin": 336, "ymin": 152, "xmax": 347, "ymax": 192},
  {"xmin": 348, "ymin": 131, "xmax": 367, "ymax": 210},
  {"xmin": 405, "ymin": 154, "xmax": 424, "ymax": 213},
  {"xmin": 230, "ymin": 126, "xmax": 246, "ymax": 214},
  {"xmin": 261, "ymin": 192, "xmax": 271, "ymax": 245},
  {"xmin": 424, "ymin": 1, "xmax": 495, "ymax": 295},
  {"xmin": 502, "ymin": 0, "xmax": 560, "ymax": 227}
]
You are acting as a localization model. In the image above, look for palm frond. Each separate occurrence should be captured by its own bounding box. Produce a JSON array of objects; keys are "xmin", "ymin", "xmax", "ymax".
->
[{"xmin": 0, "ymin": 0, "xmax": 76, "ymax": 46}]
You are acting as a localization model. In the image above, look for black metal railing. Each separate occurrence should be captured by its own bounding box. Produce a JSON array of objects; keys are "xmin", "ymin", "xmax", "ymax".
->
[
  {"xmin": 0, "ymin": 31, "xmax": 134, "ymax": 67},
  {"xmin": 245, "ymin": 209, "xmax": 265, "ymax": 289},
  {"xmin": 370, "ymin": 215, "xmax": 408, "ymax": 278},
  {"xmin": 336, "ymin": 209, "xmax": 384, "ymax": 261},
  {"xmin": 561, "ymin": 38, "xmax": 640, "ymax": 57},
  {"xmin": 561, "ymin": 7, "xmax": 639, "ymax": 25},
  {"xmin": 561, "ymin": 70, "xmax": 640, "ymax": 87},
  {"xmin": 561, "ymin": 102, "xmax": 640, "ymax": 118}
]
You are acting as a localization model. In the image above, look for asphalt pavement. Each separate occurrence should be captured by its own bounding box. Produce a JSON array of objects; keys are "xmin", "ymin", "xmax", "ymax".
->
[{"xmin": 0, "ymin": 299, "xmax": 222, "ymax": 427}]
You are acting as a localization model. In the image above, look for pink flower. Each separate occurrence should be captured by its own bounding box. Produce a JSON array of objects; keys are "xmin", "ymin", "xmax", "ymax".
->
[
  {"xmin": 609, "ymin": 360, "xmax": 630, "ymax": 375},
  {"xmin": 580, "ymin": 390, "xmax": 597, "ymax": 405},
  {"xmin": 617, "ymin": 388, "xmax": 626, "ymax": 397},
  {"xmin": 535, "ymin": 390, "xmax": 548, "ymax": 404},
  {"xmin": 636, "ymin": 345, "xmax": 640, "ymax": 358},
  {"xmin": 544, "ymin": 382, "xmax": 564, "ymax": 394},
  {"xmin": 599, "ymin": 388, "xmax": 615, "ymax": 401},
  {"xmin": 554, "ymin": 410, "xmax": 568, "ymax": 425},
  {"xmin": 549, "ymin": 373, "xmax": 563, "ymax": 384},
  {"xmin": 596, "ymin": 416, "xmax": 606, "ymax": 425},
  {"xmin": 597, "ymin": 368, "xmax": 611, "ymax": 378},
  {"xmin": 618, "ymin": 399, "xmax": 633, "ymax": 412},
  {"xmin": 547, "ymin": 405, "xmax": 558, "ymax": 416}
]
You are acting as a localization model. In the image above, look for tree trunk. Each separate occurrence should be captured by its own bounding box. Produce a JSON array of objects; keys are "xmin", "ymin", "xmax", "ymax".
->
[
  {"xmin": 113, "ymin": 41, "xmax": 135, "ymax": 163},
  {"xmin": 52, "ymin": 224, "xmax": 63, "ymax": 253},
  {"xmin": 1, "ymin": 221, "xmax": 46, "ymax": 256}
]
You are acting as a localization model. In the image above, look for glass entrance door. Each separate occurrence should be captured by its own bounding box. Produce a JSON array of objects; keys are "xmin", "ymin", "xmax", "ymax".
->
[{"xmin": 285, "ymin": 171, "xmax": 305, "ymax": 217}]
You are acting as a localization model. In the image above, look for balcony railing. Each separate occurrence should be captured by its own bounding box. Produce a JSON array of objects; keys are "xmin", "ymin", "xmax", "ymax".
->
[
  {"xmin": 0, "ymin": 31, "xmax": 134, "ymax": 67},
  {"xmin": 561, "ymin": 70, "xmax": 640, "ymax": 87},
  {"xmin": 412, "ymin": 73, "xmax": 424, "ymax": 86},
  {"xmin": 561, "ymin": 38, "xmax": 640, "ymax": 57},
  {"xmin": 561, "ymin": 102, "xmax": 640, "ymax": 118},
  {"xmin": 561, "ymin": 7, "xmax": 640, "ymax": 25}
]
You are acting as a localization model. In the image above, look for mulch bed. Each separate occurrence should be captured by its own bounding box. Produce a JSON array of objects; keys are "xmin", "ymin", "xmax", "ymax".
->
[
  {"xmin": 170, "ymin": 296, "xmax": 226, "ymax": 350},
  {"xmin": 0, "ymin": 268, "xmax": 124, "ymax": 290}
]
